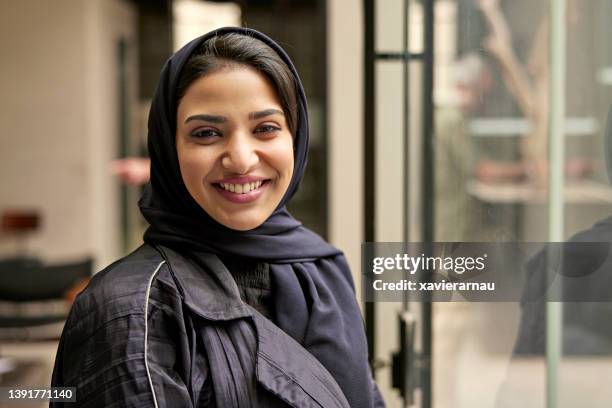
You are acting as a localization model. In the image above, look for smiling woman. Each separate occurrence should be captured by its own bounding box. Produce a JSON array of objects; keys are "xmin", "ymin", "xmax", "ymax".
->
[{"xmin": 50, "ymin": 28, "xmax": 384, "ymax": 407}]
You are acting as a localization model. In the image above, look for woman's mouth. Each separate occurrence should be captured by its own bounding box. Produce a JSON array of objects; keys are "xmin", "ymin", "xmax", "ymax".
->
[{"xmin": 212, "ymin": 179, "xmax": 271, "ymax": 203}]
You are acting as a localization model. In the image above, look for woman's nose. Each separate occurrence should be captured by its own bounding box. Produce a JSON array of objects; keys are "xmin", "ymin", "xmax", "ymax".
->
[{"xmin": 221, "ymin": 134, "xmax": 259, "ymax": 174}]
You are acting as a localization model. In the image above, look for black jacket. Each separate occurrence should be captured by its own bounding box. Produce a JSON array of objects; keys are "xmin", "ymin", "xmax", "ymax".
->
[{"xmin": 50, "ymin": 244, "xmax": 354, "ymax": 407}]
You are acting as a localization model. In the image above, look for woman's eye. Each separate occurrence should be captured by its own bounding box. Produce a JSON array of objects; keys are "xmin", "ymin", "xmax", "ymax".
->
[
  {"xmin": 191, "ymin": 128, "xmax": 221, "ymax": 139},
  {"xmin": 254, "ymin": 124, "xmax": 281, "ymax": 134}
]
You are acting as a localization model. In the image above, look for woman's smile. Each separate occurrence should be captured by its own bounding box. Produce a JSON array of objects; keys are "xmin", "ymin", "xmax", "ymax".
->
[{"xmin": 211, "ymin": 176, "xmax": 272, "ymax": 204}]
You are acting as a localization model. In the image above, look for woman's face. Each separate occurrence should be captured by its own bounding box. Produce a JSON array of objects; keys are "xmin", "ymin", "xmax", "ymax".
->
[{"xmin": 176, "ymin": 66, "xmax": 294, "ymax": 231}]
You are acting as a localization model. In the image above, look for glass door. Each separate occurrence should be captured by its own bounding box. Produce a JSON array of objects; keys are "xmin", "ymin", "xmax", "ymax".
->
[{"xmin": 365, "ymin": 0, "xmax": 612, "ymax": 407}]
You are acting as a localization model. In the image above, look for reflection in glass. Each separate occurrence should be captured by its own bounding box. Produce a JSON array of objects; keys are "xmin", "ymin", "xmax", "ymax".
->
[{"xmin": 433, "ymin": 0, "xmax": 612, "ymax": 406}]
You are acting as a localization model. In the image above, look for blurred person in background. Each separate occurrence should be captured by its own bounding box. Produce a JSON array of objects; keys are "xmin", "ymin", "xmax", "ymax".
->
[
  {"xmin": 435, "ymin": 52, "xmax": 524, "ymax": 243},
  {"xmin": 51, "ymin": 27, "xmax": 384, "ymax": 407},
  {"xmin": 434, "ymin": 52, "xmax": 526, "ymax": 408},
  {"xmin": 110, "ymin": 157, "xmax": 150, "ymax": 186},
  {"xmin": 434, "ymin": 53, "xmax": 492, "ymax": 408}
]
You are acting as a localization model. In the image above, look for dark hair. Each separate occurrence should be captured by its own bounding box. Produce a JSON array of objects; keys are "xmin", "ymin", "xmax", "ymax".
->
[{"xmin": 177, "ymin": 33, "xmax": 299, "ymax": 136}]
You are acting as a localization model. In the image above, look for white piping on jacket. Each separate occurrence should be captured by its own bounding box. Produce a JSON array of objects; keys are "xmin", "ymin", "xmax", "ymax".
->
[{"xmin": 144, "ymin": 260, "xmax": 166, "ymax": 408}]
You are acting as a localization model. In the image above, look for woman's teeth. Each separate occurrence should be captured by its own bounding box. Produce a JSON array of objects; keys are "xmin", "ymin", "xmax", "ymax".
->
[{"xmin": 219, "ymin": 180, "xmax": 263, "ymax": 194}]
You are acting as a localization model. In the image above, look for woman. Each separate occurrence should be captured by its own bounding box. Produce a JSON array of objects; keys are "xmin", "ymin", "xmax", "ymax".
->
[{"xmin": 51, "ymin": 27, "xmax": 384, "ymax": 407}]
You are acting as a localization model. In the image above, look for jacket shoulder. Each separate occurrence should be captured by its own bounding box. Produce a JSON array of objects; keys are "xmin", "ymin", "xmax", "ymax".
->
[
  {"xmin": 53, "ymin": 245, "xmax": 186, "ymax": 404},
  {"xmin": 66, "ymin": 244, "xmax": 174, "ymax": 334}
]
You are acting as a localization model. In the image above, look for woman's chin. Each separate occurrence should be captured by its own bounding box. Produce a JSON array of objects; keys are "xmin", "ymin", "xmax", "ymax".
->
[
  {"xmin": 216, "ymin": 213, "xmax": 266, "ymax": 231},
  {"xmin": 226, "ymin": 221, "xmax": 261, "ymax": 231}
]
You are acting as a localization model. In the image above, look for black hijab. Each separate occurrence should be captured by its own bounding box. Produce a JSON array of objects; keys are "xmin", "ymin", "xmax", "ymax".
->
[{"xmin": 138, "ymin": 27, "xmax": 378, "ymax": 407}]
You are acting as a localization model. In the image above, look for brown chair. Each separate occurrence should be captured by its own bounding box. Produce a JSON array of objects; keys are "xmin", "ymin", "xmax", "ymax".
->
[{"xmin": 0, "ymin": 211, "xmax": 40, "ymax": 257}]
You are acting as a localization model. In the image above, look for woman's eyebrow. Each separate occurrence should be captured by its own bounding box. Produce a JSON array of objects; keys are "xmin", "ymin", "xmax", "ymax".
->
[
  {"xmin": 249, "ymin": 109, "xmax": 284, "ymax": 120},
  {"xmin": 184, "ymin": 114, "xmax": 226, "ymax": 124}
]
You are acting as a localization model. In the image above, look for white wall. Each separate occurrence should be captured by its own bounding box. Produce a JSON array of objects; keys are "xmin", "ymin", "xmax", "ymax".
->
[
  {"xmin": 0, "ymin": 0, "xmax": 87, "ymax": 260},
  {"xmin": 327, "ymin": 0, "xmax": 364, "ymax": 297},
  {"xmin": 0, "ymin": 0, "xmax": 137, "ymax": 269}
]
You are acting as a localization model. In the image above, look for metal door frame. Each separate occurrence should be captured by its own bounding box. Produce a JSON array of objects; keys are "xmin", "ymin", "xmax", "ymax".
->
[{"xmin": 364, "ymin": 0, "xmax": 435, "ymax": 406}]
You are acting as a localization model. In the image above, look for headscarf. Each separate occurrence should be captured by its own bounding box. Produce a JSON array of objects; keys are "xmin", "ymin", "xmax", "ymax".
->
[{"xmin": 138, "ymin": 27, "xmax": 377, "ymax": 408}]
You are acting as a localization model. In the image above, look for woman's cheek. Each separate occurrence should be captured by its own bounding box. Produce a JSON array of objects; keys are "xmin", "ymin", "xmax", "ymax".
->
[{"xmin": 267, "ymin": 136, "xmax": 294, "ymax": 175}]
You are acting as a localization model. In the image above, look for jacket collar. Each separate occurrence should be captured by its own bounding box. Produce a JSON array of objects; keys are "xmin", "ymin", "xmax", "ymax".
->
[{"xmin": 155, "ymin": 245, "xmax": 252, "ymax": 321}]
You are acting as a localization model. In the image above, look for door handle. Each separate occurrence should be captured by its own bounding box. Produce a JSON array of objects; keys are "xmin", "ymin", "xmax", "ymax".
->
[{"xmin": 391, "ymin": 311, "xmax": 417, "ymax": 405}]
